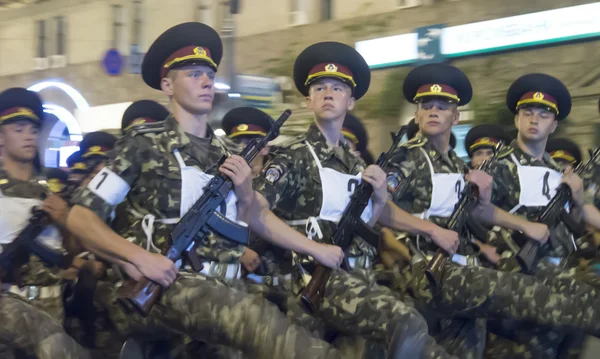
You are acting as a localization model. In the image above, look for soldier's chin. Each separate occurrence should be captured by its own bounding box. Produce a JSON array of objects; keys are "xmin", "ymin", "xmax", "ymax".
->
[{"xmin": 191, "ymin": 103, "xmax": 213, "ymax": 116}]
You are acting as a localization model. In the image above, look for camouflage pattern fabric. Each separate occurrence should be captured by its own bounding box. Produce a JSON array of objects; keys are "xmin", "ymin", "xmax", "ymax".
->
[
  {"xmin": 582, "ymin": 154, "xmax": 600, "ymax": 209},
  {"xmin": 408, "ymin": 260, "xmax": 600, "ymax": 336},
  {"xmin": 490, "ymin": 140, "xmax": 575, "ymax": 258},
  {"xmin": 0, "ymin": 292, "xmax": 90, "ymax": 359},
  {"xmin": 95, "ymin": 273, "xmax": 343, "ymax": 359},
  {"xmin": 72, "ymin": 115, "xmax": 245, "ymax": 262},
  {"xmin": 254, "ymin": 124, "xmax": 455, "ymax": 358}
]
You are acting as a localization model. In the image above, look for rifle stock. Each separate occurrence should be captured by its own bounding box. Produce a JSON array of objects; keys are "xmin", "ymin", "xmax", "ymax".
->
[
  {"xmin": 117, "ymin": 109, "xmax": 292, "ymax": 316},
  {"xmin": 300, "ymin": 126, "xmax": 407, "ymax": 313}
]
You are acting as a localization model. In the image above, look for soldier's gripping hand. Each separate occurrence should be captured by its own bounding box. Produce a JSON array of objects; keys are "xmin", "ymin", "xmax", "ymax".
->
[
  {"xmin": 41, "ymin": 195, "xmax": 70, "ymax": 228},
  {"xmin": 132, "ymin": 252, "xmax": 179, "ymax": 288},
  {"xmin": 311, "ymin": 243, "xmax": 344, "ymax": 270},
  {"xmin": 428, "ymin": 225, "xmax": 459, "ymax": 256},
  {"xmin": 362, "ymin": 165, "xmax": 388, "ymax": 205},
  {"xmin": 466, "ymin": 169, "xmax": 493, "ymax": 206},
  {"xmin": 562, "ymin": 168, "xmax": 585, "ymax": 207},
  {"xmin": 240, "ymin": 247, "xmax": 261, "ymax": 273},
  {"xmin": 220, "ymin": 155, "xmax": 253, "ymax": 205}
]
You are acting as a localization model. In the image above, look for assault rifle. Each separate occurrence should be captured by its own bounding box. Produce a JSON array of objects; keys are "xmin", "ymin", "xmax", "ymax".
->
[
  {"xmin": 424, "ymin": 142, "xmax": 504, "ymax": 290},
  {"xmin": 117, "ymin": 109, "xmax": 291, "ymax": 316},
  {"xmin": 514, "ymin": 147, "xmax": 600, "ymax": 273}
]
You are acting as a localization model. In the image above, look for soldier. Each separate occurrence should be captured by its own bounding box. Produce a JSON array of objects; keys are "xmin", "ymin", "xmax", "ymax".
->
[
  {"xmin": 222, "ymin": 106, "xmax": 273, "ymax": 177},
  {"xmin": 546, "ymin": 137, "xmax": 582, "ymax": 169},
  {"xmin": 121, "ymin": 99, "xmax": 170, "ymax": 135},
  {"xmin": 254, "ymin": 41, "xmax": 457, "ymax": 358},
  {"xmin": 464, "ymin": 124, "xmax": 511, "ymax": 169},
  {"xmin": 384, "ymin": 64, "xmax": 600, "ymax": 354},
  {"xmin": 45, "ymin": 167, "xmax": 69, "ymax": 195},
  {"xmin": 66, "ymin": 151, "xmax": 88, "ymax": 193},
  {"xmin": 0, "ymin": 87, "xmax": 90, "ymax": 358},
  {"xmin": 78, "ymin": 131, "xmax": 117, "ymax": 181},
  {"xmin": 406, "ymin": 117, "xmax": 457, "ymax": 149},
  {"xmin": 66, "ymin": 22, "xmax": 346, "ymax": 359}
]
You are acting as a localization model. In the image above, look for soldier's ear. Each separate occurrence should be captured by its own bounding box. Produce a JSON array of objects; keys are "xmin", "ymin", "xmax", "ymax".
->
[
  {"xmin": 347, "ymin": 97, "xmax": 356, "ymax": 111},
  {"xmin": 161, "ymin": 76, "xmax": 175, "ymax": 96},
  {"xmin": 514, "ymin": 114, "xmax": 520, "ymax": 128},
  {"xmin": 305, "ymin": 96, "xmax": 313, "ymax": 110},
  {"xmin": 0, "ymin": 128, "xmax": 4, "ymax": 147},
  {"xmin": 550, "ymin": 119, "xmax": 558, "ymax": 134}
]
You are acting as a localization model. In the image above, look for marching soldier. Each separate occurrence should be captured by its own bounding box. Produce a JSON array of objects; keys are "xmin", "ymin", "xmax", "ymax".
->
[
  {"xmin": 66, "ymin": 22, "xmax": 346, "ymax": 359},
  {"xmin": 0, "ymin": 87, "xmax": 90, "ymax": 358},
  {"xmin": 464, "ymin": 124, "xmax": 511, "ymax": 169},
  {"xmin": 222, "ymin": 106, "xmax": 273, "ymax": 177},
  {"xmin": 383, "ymin": 64, "xmax": 600, "ymax": 355},
  {"xmin": 546, "ymin": 137, "xmax": 582, "ymax": 169},
  {"xmin": 254, "ymin": 41, "xmax": 456, "ymax": 358},
  {"xmin": 121, "ymin": 99, "xmax": 170, "ymax": 135},
  {"xmin": 66, "ymin": 151, "xmax": 88, "ymax": 194}
]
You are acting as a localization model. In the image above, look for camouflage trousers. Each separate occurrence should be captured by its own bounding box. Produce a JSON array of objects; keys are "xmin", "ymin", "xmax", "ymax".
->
[
  {"xmin": 0, "ymin": 292, "xmax": 91, "ymax": 359},
  {"xmin": 313, "ymin": 269, "xmax": 455, "ymax": 359},
  {"xmin": 408, "ymin": 260, "xmax": 600, "ymax": 337},
  {"xmin": 483, "ymin": 257, "xmax": 598, "ymax": 359},
  {"xmin": 95, "ymin": 272, "xmax": 344, "ymax": 359}
]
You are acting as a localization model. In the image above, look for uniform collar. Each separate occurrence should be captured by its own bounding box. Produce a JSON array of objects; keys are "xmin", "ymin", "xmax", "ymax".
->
[
  {"xmin": 420, "ymin": 134, "xmax": 461, "ymax": 168},
  {"xmin": 509, "ymin": 140, "xmax": 558, "ymax": 168},
  {"xmin": 305, "ymin": 123, "xmax": 360, "ymax": 170},
  {"xmin": 163, "ymin": 114, "xmax": 223, "ymax": 153}
]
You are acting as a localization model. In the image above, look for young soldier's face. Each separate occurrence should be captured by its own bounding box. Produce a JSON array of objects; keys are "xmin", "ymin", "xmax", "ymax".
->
[
  {"xmin": 306, "ymin": 78, "xmax": 355, "ymax": 122},
  {"xmin": 163, "ymin": 64, "xmax": 216, "ymax": 115},
  {"xmin": 0, "ymin": 120, "xmax": 39, "ymax": 162},
  {"xmin": 415, "ymin": 99, "xmax": 459, "ymax": 138},
  {"xmin": 471, "ymin": 148, "xmax": 494, "ymax": 168},
  {"xmin": 515, "ymin": 107, "xmax": 557, "ymax": 143}
]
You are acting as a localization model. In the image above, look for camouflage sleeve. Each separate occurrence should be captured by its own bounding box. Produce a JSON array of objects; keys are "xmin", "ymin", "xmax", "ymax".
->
[
  {"xmin": 383, "ymin": 147, "xmax": 416, "ymax": 203},
  {"xmin": 582, "ymin": 164, "xmax": 600, "ymax": 206},
  {"xmin": 489, "ymin": 161, "xmax": 511, "ymax": 209},
  {"xmin": 71, "ymin": 135, "xmax": 143, "ymax": 221},
  {"xmin": 252, "ymin": 149, "xmax": 302, "ymax": 211}
]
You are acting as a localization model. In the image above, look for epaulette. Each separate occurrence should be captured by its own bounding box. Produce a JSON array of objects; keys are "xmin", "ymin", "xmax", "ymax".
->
[
  {"xmin": 128, "ymin": 122, "xmax": 166, "ymax": 137},
  {"xmin": 497, "ymin": 146, "xmax": 514, "ymax": 159},
  {"xmin": 275, "ymin": 134, "xmax": 306, "ymax": 149},
  {"xmin": 400, "ymin": 136, "xmax": 426, "ymax": 149}
]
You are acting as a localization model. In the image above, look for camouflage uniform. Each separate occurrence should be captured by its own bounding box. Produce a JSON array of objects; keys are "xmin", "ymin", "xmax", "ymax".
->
[
  {"xmin": 385, "ymin": 135, "xmax": 600, "ymax": 339},
  {"xmin": 71, "ymin": 115, "xmax": 343, "ymax": 359},
  {"xmin": 254, "ymin": 124, "xmax": 453, "ymax": 358},
  {"xmin": 0, "ymin": 164, "xmax": 90, "ymax": 359}
]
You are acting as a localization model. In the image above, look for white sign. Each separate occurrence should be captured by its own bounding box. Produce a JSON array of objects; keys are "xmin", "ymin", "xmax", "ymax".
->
[
  {"xmin": 442, "ymin": 2, "xmax": 600, "ymax": 56},
  {"xmin": 75, "ymin": 102, "xmax": 133, "ymax": 133},
  {"xmin": 355, "ymin": 33, "xmax": 418, "ymax": 68}
]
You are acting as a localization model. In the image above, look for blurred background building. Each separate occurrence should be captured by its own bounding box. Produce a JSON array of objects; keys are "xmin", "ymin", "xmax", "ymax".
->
[{"xmin": 0, "ymin": 0, "xmax": 599, "ymax": 167}]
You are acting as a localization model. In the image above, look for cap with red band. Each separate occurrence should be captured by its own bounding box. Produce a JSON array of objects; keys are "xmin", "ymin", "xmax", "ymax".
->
[
  {"xmin": 403, "ymin": 63, "xmax": 472, "ymax": 106},
  {"xmin": 222, "ymin": 107, "xmax": 273, "ymax": 140},
  {"xmin": 506, "ymin": 73, "xmax": 571, "ymax": 121},
  {"xmin": 0, "ymin": 88, "xmax": 44, "ymax": 126}
]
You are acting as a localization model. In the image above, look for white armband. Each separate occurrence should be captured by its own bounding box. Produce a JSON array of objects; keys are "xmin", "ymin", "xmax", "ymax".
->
[{"xmin": 88, "ymin": 167, "xmax": 130, "ymax": 206}]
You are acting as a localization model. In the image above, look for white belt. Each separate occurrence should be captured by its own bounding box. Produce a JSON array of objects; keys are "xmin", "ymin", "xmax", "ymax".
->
[
  {"xmin": 1, "ymin": 284, "xmax": 62, "ymax": 301},
  {"xmin": 286, "ymin": 217, "xmax": 324, "ymax": 240},
  {"xmin": 246, "ymin": 273, "xmax": 292, "ymax": 286},
  {"xmin": 198, "ymin": 261, "xmax": 241, "ymax": 281}
]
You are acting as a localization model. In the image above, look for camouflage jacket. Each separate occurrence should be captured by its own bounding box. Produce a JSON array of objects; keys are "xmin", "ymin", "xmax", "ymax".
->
[
  {"xmin": 71, "ymin": 115, "xmax": 246, "ymax": 263},
  {"xmin": 253, "ymin": 123, "xmax": 374, "ymax": 262},
  {"xmin": 490, "ymin": 140, "xmax": 574, "ymax": 257},
  {"xmin": 582, "ymin": 156, "xmax": 600, "ymax": 209},
  {"xmin": 384, "ymin": 135, "xmax": 476, "ymax": 254},
  {"xmin": 0, "ymin": 163, "xmax": 63, "ymax": 286}
]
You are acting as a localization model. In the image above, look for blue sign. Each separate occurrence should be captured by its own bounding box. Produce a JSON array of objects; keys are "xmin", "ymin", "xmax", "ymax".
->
[
  {"xmin": 416, "ymin": 24, "xmax": 446, "ymax": 65},
  {"xmin": 103, "ymin": 49, "xmax": 123, "ymax": 76}
]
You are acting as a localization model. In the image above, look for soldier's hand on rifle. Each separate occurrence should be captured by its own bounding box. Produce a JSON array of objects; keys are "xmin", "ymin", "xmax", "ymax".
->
[
  {"xmin": 240, "ymin": 247, "xmax": 261, "ymax": 273},
  {"xmin": 41, "ymin": 195, "xmax": 70, "ymax": 228},
  {"xmin": 220, "ymin": 155, "xmax": 253, "ymax": 205},
  {"xmin": 473, "ymin": 239, "xmax": 501, "ymax": 265},
  {"xmin": 133, "ymin": 252, "xmax": 179, "ymax": 288},
  {"xmin": 362, "ymin": 165, "xmax": 388, "ymax": 205},
  {"xmin": 466, "ymin": 170, "xmax": 493, "ymax": 206},
  {"xmin": 311, "ymin": 243, "xmax": 344, "ymax": 270},
  {"xmin": 522, "ymin": 222, "xmax": 550, "ymax": 244},
  {"xmin": 429, "ymin": 225, "xmax": 459, "ymax": 255},
  {"xmin": 562, "ymin": 168, "xmax": 584, "ymax": 207}
]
